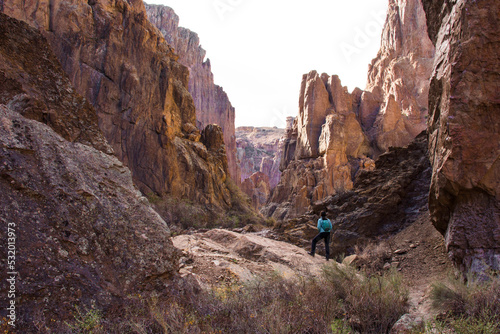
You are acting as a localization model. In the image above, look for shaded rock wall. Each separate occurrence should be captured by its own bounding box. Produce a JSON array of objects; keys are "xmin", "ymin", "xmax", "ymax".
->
[
  {"xmin": 145, "ymin": 4, "xmax": 240, "ymax": 184},
  {"xmin": 264, "ymin": 0, "xmax": 435, "ymax": 220},
  {"xmin": 0, "ymin": 13, "xmax": 178, "ymax": 331},
  {"xmin": 422, "ymin": 0, "xmax": 500, "ymax": 273},
  {"xmin": 1, "ymin": 0, "xmax": 234, "ymax": 209}
]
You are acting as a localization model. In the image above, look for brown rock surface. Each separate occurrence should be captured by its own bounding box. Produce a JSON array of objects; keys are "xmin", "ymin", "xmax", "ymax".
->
[
  {"xmin": 1, "ymin": 0, "xmax": 235, "ymax": 209},
  {"xmin": 145, "ymin": 4, "xmax": 240, "ymax": 184},
  {"xmin": 422, "ymin": 0, "xmax": 500, "ymax": 273},
  {"xmin": 0, "ymin": 14, "xmax": 178, "ymax": 331},
  {"xmin": 173, "ymin": 229, "xmax": 328, "ymax": 288}
]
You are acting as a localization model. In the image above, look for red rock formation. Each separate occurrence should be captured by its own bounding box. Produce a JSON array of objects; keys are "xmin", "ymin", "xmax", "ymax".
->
[
  {"xmin": 0, "ymin": 13, "xmax": 178, "ymax": 331},
  {"xmin": 422, "ymin": 0, "xmax": 500, "ymax": 274},
  {"xmin": 1, "ymin": 0, "xmax": 234, "ymax": 209},
  {"xmin": 263, "ymin": 72, "xmax": 373, "ymax": 220},
  {"xmin": 145, "ymin": 4, "xmax": 240, "ymax": 184},
  {"xmin": 364, "ymin": 0, "xmax": 435, "ymax": 153},
  {"xmin": 265, "ymin": 0, "xmax": 435, "ymax": 220}
]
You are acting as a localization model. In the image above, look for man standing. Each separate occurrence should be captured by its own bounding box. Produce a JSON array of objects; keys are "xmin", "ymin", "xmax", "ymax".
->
[{"xmin": 308, "ymin": 211, "xmax": 332, "ymax": 260}]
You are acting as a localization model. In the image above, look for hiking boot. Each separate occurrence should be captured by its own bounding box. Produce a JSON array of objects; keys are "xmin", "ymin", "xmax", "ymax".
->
[{"xmin": 308, "ymin": 252, "xmax": 314, "ymax": 257}]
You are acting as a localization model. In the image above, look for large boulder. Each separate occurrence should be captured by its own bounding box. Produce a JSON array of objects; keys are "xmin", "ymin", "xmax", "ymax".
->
[
  {"xmin": 422, "ymin": 0, "xmax": 500, "ymax": 273},
  {"xmin": 0, "ymin": 13, "xmax": 178, "ymax": 331}
]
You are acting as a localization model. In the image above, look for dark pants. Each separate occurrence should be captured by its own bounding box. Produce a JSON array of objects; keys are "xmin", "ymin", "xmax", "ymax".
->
[{"xmin": 311, "ymin": 232, "xmax": 330, "ymax": 260}]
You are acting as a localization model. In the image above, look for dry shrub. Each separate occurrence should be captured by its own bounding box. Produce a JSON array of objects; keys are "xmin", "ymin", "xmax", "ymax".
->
[
  {"xmin": 430, "ymin": 271, "xmax": 500, "ymax": 333},
  {"xmin": 355, "ymin": 242, "xmax": 393, "ymax": 274},
  {"xmin": 120, "ymin": 264, "xmax": 408, "ymax": 334}
]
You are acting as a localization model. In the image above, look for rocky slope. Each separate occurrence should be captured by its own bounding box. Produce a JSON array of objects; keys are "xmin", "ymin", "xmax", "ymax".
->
[
  {"xmin": 422, "ymin": 0, "xmax": 500, "ymax": 274},
  {"xmin": 0, "ymin": 13, "xmax": 178, "ymax": 331},
  {"xmin": 1, "ymin": 0, "xmax": 237, "ymax": 211},
  {"xmin": 145, "ymin": 4, "xmax": 240, "ymax": 184},
  {"xmin": 263, "ymin": 0, "xmax": 434, "ymax": 220},
  {"xmin": 236, "ymin": 126, "xmax": 285, "ymax": 208}
]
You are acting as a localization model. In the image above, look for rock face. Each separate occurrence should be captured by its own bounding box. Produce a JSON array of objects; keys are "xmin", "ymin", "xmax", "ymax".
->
[
  {"xmin": 1, "ymin": 0, "xmax": 234, "ymax": 209},
  {"xmin": 422, "ymin": 0, "xmax": 500, "ymax": 273},
  {"xmin": 275, "ymin": 133, "xmax": 431, "ymax": 257},
  {"xmin": 264, "ymin": 0, "xmax": 435, "ymax": 219},
  {"xmin": 240, "ymin": 172, "xmax": 271, "ymax": 210},
  {"xmin": 263, "ymin": 72, "xmax": 374, "ymax": 220},
  {"xmin": 0, "ymin": 13, "xmax": 178, "ymax": 331},
  {"xmin": 173, "ymin": 229, "xmax": 328, "ymax": 287},
  {"xmin": 145, "ymin": 4, "xmax": 240, "ymax": 184},
  {"xmin": 365, "ymin": 0, "xmax": 435, "ymax": 152}
]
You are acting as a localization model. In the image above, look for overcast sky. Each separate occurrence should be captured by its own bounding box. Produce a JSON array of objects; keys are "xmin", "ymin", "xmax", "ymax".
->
[{"xmin": 145, "ymin": 0, "xmax": 389, "ymax": 128}]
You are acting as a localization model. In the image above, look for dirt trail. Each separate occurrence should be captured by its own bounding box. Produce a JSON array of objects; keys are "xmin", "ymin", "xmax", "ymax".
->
[{"xmin": 386, "ymin": 211, "xmax": 453, "ymax": 322}]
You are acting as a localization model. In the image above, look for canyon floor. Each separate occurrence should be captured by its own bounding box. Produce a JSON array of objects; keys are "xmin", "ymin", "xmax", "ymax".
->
[{"xmin": 174, "ymin": 209, "xmax": 452, "ymax": 323}]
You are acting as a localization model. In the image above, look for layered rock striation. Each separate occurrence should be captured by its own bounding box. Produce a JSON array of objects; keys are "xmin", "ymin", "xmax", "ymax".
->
[
  {"xmin": 1, "ymin": 0, "xmax": 235, "ymax": 209},
  {"xmin": 145, "ymin": 4, "xmax": 240, "ymax": 183},
  {"xmin": 422, "ymin": 0, "xmax": 500, "ymax": 273},
  {"xmin": 0, "ymin": 13, "xmax": 178, "ymax": 331},
  {"xmin": 264, "ymin": 0, "xmax": 435, "ymax": 219}
]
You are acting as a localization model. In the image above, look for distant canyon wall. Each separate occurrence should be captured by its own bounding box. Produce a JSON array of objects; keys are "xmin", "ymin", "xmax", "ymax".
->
[
  {"xmin": 264, "ymin": 0, "xmax": 435, "ymax": 220},
  {"xmin": 422, "ymin": 0, "xmax": 500, "ymax": 273},
  {"xmin": 145, "ymin": 4, "xmax": 240, "ymax": 184},
  {"xmin": 1, "ymin": 0, "xmax": 235, "ymax": 209},
  {"xmin": 236, "ymin": 126, "xmax": 285, "ymax": 208}
]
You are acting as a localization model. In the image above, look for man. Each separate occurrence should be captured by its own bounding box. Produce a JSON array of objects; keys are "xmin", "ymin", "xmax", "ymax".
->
[{"xmin": 308, "ymin": 211, "xmax": 332, "ymax": 260}]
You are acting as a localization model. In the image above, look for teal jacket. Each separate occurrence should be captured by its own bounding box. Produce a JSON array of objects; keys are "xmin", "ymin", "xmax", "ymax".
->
[{"xmin": 317, "ymin": 218, "xmax": 332, "ymax": 233}]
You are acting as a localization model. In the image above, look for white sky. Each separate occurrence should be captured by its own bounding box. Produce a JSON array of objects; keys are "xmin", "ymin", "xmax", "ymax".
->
[{"xmin": 145, "ymin": 0, "xmax": 389, "ymax": 128}]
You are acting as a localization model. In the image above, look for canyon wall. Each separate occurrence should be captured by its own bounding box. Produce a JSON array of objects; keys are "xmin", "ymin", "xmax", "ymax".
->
[
  {"xmin": 1, "ymin": 0, "xmax": 236, "ymax": 209},
  {"xmin": 422, "ymin": 0, "xmax": 500, "ymax": 273},
  {"xmin": 0, "ymin": 13, "xmax": 178, "ymax": 331},
  {"xmin": 236, "ymin": 126, "xmax": 285, "ymax": 208},
  {"xmin": 145, "ymin": 4, "xmax": 240, "ymax": 184},
  {"xmin": 264, "ymin": 0, "xmax": 435, "ymax": 219}
]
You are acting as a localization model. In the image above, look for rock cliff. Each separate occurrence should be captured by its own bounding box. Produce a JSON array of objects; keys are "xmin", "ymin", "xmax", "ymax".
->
[
  {"xmin": 263, "ymin": 72, "xmax": 374, "ymax": 219},
  {"xmin": 0, "ymin": 13, "xmax": 178, "ymax": 331},
  {"xmin": 422, "ymin": 0, "xmax": 500, "ymax": 274},
  {"xmin": 264, "ymin": 0, "xmax": 434, "ymax": 219},
  {"xmin": 145, "ymin": 4, "xmax": 240, "ymax": 184},
  {"xmin": 1, "ymin": 0, "xmax": 235, "ymax": 210}
]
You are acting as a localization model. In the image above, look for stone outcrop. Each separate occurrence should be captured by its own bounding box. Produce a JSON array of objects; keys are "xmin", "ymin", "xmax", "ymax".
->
[
  {"xmin": 263, "ymin": 72, "xmax": 373, "ymax": 220},
  {"xmin": 422, "ymin": 0, "xmax": 500, "ymax": 273},
  {"xmin": 1, "ymin": 0, "xmax": 236, "ymax": 209},
  {"xmin": 145, "ymin": 4, "xmax": 240, "ymax": 184},
  {"xmin": 264, "ymin": 0, "xmax": 435, "ymax": 220},
  {"xmin": 0, "ymin": 13, "xmax": 178, "ymax": 331},
  {"xmin": 275, "ymin": 133, "xmax": 431, "ymax": 257}
]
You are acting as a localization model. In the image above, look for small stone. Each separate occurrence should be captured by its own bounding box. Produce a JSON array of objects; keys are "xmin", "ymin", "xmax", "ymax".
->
[
  {"xmin": 383, "ymin": 262, "xmax": 391, "ymax": 270},
  {"xmin": 394, "ymin": 249, "xmax": 407, "ymax": 255},
  {"xmin": 410, "ymin": 244, "xmax": 417, "ymax": 249}
]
